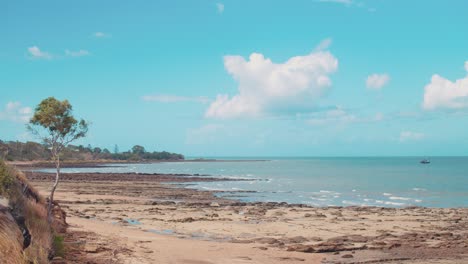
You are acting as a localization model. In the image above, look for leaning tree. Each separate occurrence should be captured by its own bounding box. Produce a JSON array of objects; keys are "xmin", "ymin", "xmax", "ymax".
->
[{"xmin": 28, "ymin": 97, "xmax": 88, "ymax": 222}]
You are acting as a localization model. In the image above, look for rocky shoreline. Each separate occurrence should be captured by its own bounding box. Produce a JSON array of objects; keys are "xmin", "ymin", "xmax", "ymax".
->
[{"xmin": 24, "ymin": 170, "xmax": 468, "ymax": 263}]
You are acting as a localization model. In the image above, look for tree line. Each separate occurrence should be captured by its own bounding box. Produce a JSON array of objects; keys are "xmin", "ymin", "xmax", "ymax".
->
[{"xmin": 0, "ymin": 140, "xmax": 184, "ymax": 161}]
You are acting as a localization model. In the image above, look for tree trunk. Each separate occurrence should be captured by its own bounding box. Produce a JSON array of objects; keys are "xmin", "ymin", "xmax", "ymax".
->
[{"xmin": 47, "ymin": 154, "xmax": 60, "ymax": 223}]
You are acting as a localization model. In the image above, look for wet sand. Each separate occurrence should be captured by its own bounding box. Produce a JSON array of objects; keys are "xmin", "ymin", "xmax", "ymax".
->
[{"xmin": 24, "ymin": 170, "xmax": 468, "ymax": 264}]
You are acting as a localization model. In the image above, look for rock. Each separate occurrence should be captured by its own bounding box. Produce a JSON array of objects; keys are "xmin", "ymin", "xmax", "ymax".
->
[
  {"xmin": 328, "ymin": 235, "xmax": 368, "ymax": 243},
  {"xmin": 287, "ymin": 245, "xmax": 315, "ymax": 253},
  {"xmin": 283, "ymin": 236, "xmax": 308, "ymax": 244},
  {"xmin": 342, "ymin": 254, "xmax": 354, "ymax": 258},
  {"xmin": 387, "ymin": 242, "xmax": 402, "ymax": 249},
  {"xmin": 0, "ymin": 197, "xmax": 8, "ymax": 207},
  {"xmin": 287, "ymin": 241, "xmax": 366, "ymax": 253},
  {"xmin": 231, "ymin": 239, "xmax": 253, "ymax": 244},
  {"xmin": 256, "ymin": 237, "xmax": 281, "ymax": 245},
  {"xmin": 310, "ymin": 236, "xmax": 323, "ymax": 242},
  {"xmin": 210, "ymin": 202, "xmax": 220, "ymax": 207},
  {"xmin": 180, "ymin": 217, "xmax": 195, "ymax": 223},
  {"xmin": 84, "ymin": 244, "xmax": 99, "ymax": 253},
  {"xmin": 279, "ymin": 257, "xmax": 305, "ymax": 261},
  {"xmin": 52, "ymin": 256, "xmax": 66, "ymax": 264}
]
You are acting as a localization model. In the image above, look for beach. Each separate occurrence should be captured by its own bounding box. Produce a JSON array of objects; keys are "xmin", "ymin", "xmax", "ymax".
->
[{"xmin": 21, "ymin": 169, "xmax": 468, "ymax": 264}]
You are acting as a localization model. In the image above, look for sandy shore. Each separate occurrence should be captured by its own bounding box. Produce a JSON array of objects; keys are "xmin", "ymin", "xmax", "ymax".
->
[{"xmin": 23, "ymin": 170, "xmax": 468, "ymax": 264}]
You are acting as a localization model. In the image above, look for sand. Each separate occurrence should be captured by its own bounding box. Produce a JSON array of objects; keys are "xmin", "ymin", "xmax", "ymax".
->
[{"xmin": 23, "ymin": 170, "xmax": 468, "ymax": 264}]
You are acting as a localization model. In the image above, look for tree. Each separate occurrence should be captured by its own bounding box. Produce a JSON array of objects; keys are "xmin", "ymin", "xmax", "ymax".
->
[
  {"xmin": 27, "ymin": 97, "xmax": 88, "ymax": 223},
  {"xmin": 131, "ymin": 145, "xmax": 146, "ymax": 155},
  {"xmin": 93, "ymin": 147, "xmax": 102, "ymax": 154},
  {"xmin": 0, "ymin": 143, "xmax": 8, "ymax": 160},
  {"xmin": 114, "ymin": 144, "xmax": 119, "ymax": 154}
]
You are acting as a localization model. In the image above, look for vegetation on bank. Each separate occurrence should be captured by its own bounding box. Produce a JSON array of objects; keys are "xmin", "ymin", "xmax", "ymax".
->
[
  {"xmin": 0, "ymin": 160, "xmax": 63, "ymax": 263},
  {"xmin": 0, "ymin": 140, "xmax": 185, "ymax": 162}
]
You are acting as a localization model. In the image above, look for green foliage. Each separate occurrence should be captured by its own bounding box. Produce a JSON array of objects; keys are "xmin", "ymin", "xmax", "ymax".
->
[
  {"xmin": 0, "ymin": 141, "xmax": 50, "ymax": 161},
  {"xmin": 132, "ymin": 145, "xmax": 146, "ymax": 154},
  {"xmin": 0, "ymin": 160, "xmax": 14, "ymax": 196},
  {"xmin": 53, "ymin": 235, "xmax": 65, "ymax": 258},
  {"xmin": 29, "ymin": 98, "xmax": 85, "ymax": 137},
  {"xmin": 28, "ymin": 97, "xmax": 88, "ymax": 151},
  {"xmin": 0, "ymin": 140, "xmax": 185, "ymax": 161},
  {"xmin": 114, "ymin": 145, "xmax": 184, "ymax": 161}
]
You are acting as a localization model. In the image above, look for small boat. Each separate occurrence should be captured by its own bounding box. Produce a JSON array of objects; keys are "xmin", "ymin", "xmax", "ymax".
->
[{"xmin": 420, "ymin": 159, "xmax": 430, "ymax": 164}]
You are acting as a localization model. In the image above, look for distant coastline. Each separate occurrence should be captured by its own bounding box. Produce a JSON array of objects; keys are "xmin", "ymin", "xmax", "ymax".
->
[{"xmin": 10, "ymin": 158, "xmax": 269, "ymax": 169}]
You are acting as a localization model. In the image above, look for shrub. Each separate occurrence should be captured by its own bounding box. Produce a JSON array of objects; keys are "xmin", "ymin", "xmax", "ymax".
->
[
  {"xmin": 0, "ymin": 160, "xmax": 14, "ymax": 196},
  {"xmin": 53, "ymin": 235, "xmax": 65, "ymax": 258}
]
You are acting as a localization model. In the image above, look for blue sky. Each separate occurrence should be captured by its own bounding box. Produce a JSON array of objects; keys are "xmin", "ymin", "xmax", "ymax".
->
[{"xmin": 1, "ymin": 0, "xmax": 468, "ymax": 156}]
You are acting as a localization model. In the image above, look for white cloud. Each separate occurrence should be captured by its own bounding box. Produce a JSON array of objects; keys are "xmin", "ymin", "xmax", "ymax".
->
[
  {"xmin": 422, "ymin": 61, "xmax": 468, "ymax": 110},
  {"xmin": 94, "ymin": 32, "xmax": 110, "ymax": 38},
  {"xmin": 305, "ymin": 108, "xmax": 384, "ymax": 126},
  {"xmin": 0, "ymin": 102, "xmax": 32, "ymax": 123},
  {"xmin": 142, "ymin": 94, "xmax": 209, "ymax": 104},
  {"xmin": 366, "ymin": 73, "xmax": 390, "ymax": 90},
  {"xmin": 27, "ymin": 46, "xmax": 91, "ymax": 60},
  {"xmin": 216, "ymin": 3, "xmax": 224, "ymax": 13},
  {"xmin": 316, "ymin": 0, "xmax": 376, "ymax": 12},
  {"xmin": 317, "ymin": 0, "xmax": 353, "ymax": 5},
  {"xmin": 65, "ymin": 49, "xmax": 90, "ymax": 57},
  {"xmin": 27, "ymin": 46, "xmax": 52, "ymax": 59},
  {"xmin": 315, "ymin": 38, "xmax": 333, "ymax": 51},
  {"xmin": 205, "ymin": 42, "xmax": 338, "ymax": 119},
  {"xmin": 306, "ymin": 108, "xmax": 357, "ymax": 126},
  {"xmin": 399, "ymin": 131, "xmax": 425, "ymax": 142}
]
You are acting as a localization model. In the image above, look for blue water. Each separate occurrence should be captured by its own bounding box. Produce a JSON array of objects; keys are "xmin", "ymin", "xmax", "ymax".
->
[{"xmin": 49, "ymin": 157, "xmax": 468, "ymax": 208}]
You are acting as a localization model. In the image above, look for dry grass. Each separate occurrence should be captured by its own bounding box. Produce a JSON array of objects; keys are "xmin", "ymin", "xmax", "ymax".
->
[
  {"xmin": 23, "ymin": 199, "xmax": 52, "ymax": 264},
  {"xmin": 0, "ymin": 213, "xmax": 26, "ymax": 264},
  {"xmin": 1, "ymin": 160, "xmax": 54, "ymax": 264}
]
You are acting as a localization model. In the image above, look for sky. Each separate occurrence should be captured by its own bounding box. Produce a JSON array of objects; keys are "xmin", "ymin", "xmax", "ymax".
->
[{"xmin": 1, "ymin": 0, "xmax": 468, "ymax": 157}]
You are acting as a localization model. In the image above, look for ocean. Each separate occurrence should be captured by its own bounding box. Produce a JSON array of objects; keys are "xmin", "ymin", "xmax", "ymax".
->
[{"xmin": 49, "ymin": 157, "xmax": 468, "ymax": 208}]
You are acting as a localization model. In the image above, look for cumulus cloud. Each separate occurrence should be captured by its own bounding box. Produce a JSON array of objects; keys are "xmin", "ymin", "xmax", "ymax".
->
[
  {"xmin": 65, "ymin": 49, "xmax": 90, "ymax": 57},
  {"xmin": 142, "ymin": 94, "xmax": 209, "ymax": 104},
  {"xmin": 366, "ymin": 73, "xmax": 390, "ymax": 90},
  {"xmin": 205, "ymin": 43, "xmax": 339, "ymax": 119},
  {"xmin": 399, "ymin": 131, "xmax": 425, "ymax": 142},
  {"xmin": 0, "ymin": 102, "xmax": 32, "ymax": 123},
  {"xmin": 422, "ymin": 62, "xmax": 468, "ymax": 110},
  {"xmin": 27, "ymin": 46, "xmax": 52, "ymax": 59},
  {"xmin": 216, "ymin": 3, "xmax": 224, "ymax": 13}
]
